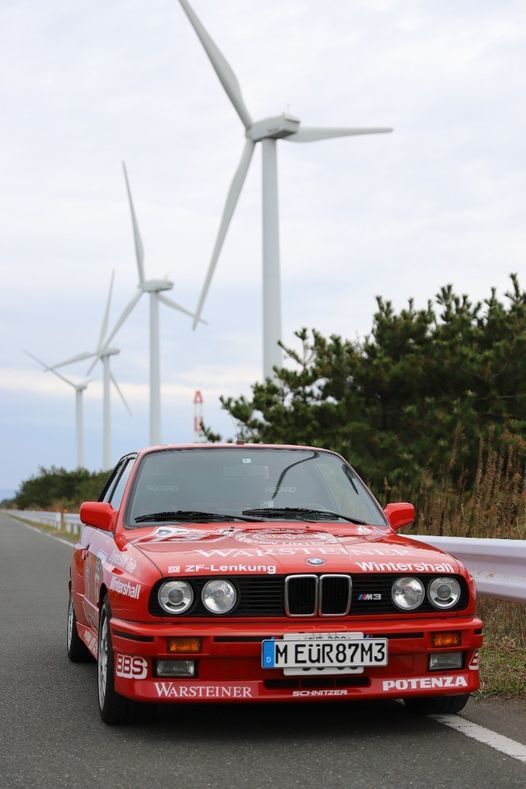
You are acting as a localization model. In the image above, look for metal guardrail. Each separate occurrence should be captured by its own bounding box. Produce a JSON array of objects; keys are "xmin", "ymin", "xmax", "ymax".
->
[
  {"xmin": 412, "ymin": 536, "xmax": 526, "ymax": 604},
  {"xmin": 3, "ymin": 510, "xmax": 525, "ymax": 604}
]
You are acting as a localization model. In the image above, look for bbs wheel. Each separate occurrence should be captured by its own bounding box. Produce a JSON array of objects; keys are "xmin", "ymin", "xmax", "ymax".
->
[
  {"xmin": 66, "ymin": 591, "xmax": 93, "ymax": 662},
  {"xmin": 404, "ymin": 693, "xmax": 470, "ymax": 715}
]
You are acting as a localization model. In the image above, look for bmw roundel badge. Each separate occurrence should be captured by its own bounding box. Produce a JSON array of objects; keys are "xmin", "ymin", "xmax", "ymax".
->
[{"xmin": 306, "ymin": 557, "xmax": 325, "ymax": 566}]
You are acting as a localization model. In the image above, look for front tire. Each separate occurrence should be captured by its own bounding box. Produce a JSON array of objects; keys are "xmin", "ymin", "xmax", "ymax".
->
[
  {"xmin": 404, "ymin": 693, "xmax": 470, "ymax": 715},
  {"xmin": 97, "ymin": 596, "xmax": 151, "ymax": 725},
  {"xmin": 66, "ymin": 592, "xmax": 93, "ymax": 662}
]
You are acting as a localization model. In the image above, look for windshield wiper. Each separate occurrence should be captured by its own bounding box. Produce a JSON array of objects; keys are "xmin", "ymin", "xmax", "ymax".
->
[
  {"xmin": 241, "ymin": 507, "xmax": 368, "ymax": 524},
  {"xmin": 134, "ymin": 510, "xmax": 260, "ymax": 524}
]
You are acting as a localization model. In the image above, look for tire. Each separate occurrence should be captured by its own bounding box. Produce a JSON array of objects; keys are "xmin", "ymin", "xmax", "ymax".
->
[
  {"xmin": 404, "ymin": 693, "xmax": 470, "ymax": 715},
  {"xmin": 97, "ymin": 596, "xmax": 153, "ymax": 725},
  {"xmin": 66, "ymin": 592, "xmax": 93, "ymax": 662}
]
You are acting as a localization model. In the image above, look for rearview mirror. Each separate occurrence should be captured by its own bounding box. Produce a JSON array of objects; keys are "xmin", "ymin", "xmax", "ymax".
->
[
  {"xmin": 80, "ymin": 501, "xmax": 116, "ymax": 532},
  {"xmin": 384, "ymin": 502, "xmax": 415, "ymax": 530}
]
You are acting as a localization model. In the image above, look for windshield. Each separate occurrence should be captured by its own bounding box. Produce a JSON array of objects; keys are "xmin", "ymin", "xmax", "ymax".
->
[{"xmin": 125, "ymin": 448, "xmax": 387, "ymax": 528}]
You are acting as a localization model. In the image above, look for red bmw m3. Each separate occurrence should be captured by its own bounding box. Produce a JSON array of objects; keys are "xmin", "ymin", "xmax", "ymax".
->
[{"xmin": 67, "ymin": 444, "xmax": 482, "ymax": 724}]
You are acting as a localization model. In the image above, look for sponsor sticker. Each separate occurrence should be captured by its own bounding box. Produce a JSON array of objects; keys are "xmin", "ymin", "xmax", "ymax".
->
[
  {"xmin": 83, "ymin": 630, "xmax": 98, "ymax": 656},
  {"xmin": 108, "ymin": 549, "xmax": 137, "ymax": 574},
  {"xmin": 469, "ymin": 650, "xmax": 480, "ymax": 670},
  {"xmin": 110, "ymin": 576, "xmax": 141, "ymax": 599},
  {"xmin": 235, "ymin": 529, "xmax": 335, "ymax": 546},
  {"xmin": 382, "ymin": 676, "xmax": 468, "ymax": 692},
  {"xmin": 116, "ymin": 654, "xmax": 148, "ymax": 679},
  {"xmin": 355, "ymin": 561, "xmax": 455, "ymax": 573},
  {"xmin": 154, "ymin": 683, "xmax": 254, "ymax": 699},
  {"xmin": 170, "ymin": 563, "xmax": 277, "ymax": 575},
  {"xmin": 291, "ymin": 689, "xmax": 349, "ymax": 697}
]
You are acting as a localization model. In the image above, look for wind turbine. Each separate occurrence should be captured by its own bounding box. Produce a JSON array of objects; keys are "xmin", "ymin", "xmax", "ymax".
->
[
  {"xmin": 49, "ymin": 272, "xmax": 131, "ymax": 470},
  {"xmin": 177, "ymin": 0, "xmax": 393, "ymax": 379},
  {"xmin": 24, "ymin": 350, "xmax": 89, "ymax": 469},
  {"xmin": 102, "ymin": 162, "xmax": 203, "ymax": 446}
]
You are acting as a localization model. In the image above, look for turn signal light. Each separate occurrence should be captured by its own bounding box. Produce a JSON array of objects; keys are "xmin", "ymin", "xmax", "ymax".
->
[
  {"xmin": 431, "ymin": 632, "xmax": 461, "ymax": 648},
  {"xmin": 167, "ymin": 637, "xmax": 202, "ymax": 653}
]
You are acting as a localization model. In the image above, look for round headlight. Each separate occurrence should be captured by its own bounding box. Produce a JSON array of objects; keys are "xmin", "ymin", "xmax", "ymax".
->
[
  {"xmin": 202, "ymin": 579, "xmax": 237, "ymax": 614},
  {"xmin": 391, "ymin": 576, "xmax": 425, "ymax": 611},
  {"xmin": 158, "ymin": 580, "xmax": 194, "ymax": 614},
  {"xmin": 428, "ymin": 577, "xmax": 461, "ymax": 609}
]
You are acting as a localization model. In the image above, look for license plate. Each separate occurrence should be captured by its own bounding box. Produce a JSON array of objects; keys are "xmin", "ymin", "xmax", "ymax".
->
[{"xmin": 262, "ymin": 632, "xmax": 388, "ymax": 676}]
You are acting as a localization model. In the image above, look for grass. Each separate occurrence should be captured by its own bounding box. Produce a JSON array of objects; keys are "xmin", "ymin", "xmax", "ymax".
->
[
  {"xmin": 476, "ymin": 599, "xmax": 526, "ymax": 698},
  {"xmin": 9, "ymin": 514, "xmax": 77, "ymax": 543}
]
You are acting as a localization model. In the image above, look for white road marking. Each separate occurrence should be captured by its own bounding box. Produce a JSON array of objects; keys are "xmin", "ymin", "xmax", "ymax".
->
[
  {"xmin": 7, "ymin": 516, "xmax": 74, "ymax": 548},
  {"xmin": 432, "ymin": 715, "xmax": 526, "ymax": 763}
]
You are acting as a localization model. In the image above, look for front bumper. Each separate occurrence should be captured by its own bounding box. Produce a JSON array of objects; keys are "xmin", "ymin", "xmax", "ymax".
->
[{"xmin": 110, "ymin": 615, "xmax": 483, "ymax": 703}]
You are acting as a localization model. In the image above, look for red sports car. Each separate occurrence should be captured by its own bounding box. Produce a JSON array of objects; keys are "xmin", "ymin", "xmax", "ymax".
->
[{"xmin": 67, "ymin": 444, "xmax": 482, "ymax": 724}]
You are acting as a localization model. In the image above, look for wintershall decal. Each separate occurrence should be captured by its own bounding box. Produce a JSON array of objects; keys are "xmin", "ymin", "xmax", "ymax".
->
[
  {"xmin": 110, "ymin": 576, "xmax": 141, "ymax": 599},
  {"xmin": 356, "ymin": 561, "xmax": 455, "ymax": 573},
  {"xmin": 382, "ymin": 676, "xmax": 468, "ymax": 691},
  {"xmin": 154, "ymin": 683, "xmax": 255, "ymax": 699}
]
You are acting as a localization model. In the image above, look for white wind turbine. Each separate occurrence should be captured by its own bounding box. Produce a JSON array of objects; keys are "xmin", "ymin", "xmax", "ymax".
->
[
  {"xmin": 101, "ymin": 162, "xmax": 203, "ymax": 446},
  {"xmin": 24, "ymin": 350, "xmax": 89, "ymax": 469},
  {"xmin": 177, "ymin": 0, "xmax": 392, "ymax": 379},
  {"xmin": 49, "ymin": 272, "xmax": 131, "ymax": 470}
]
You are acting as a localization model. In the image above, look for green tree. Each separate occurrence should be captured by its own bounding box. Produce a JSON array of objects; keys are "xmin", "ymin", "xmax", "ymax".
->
[{"xmin": 216, "ymin": 276, "xmax": 526, "ymax": 496}]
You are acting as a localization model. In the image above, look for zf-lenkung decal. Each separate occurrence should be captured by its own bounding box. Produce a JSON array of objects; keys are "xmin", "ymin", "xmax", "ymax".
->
[{"xmin": 167, "ymin": 563, "xmax": 277, "ymax": 575}]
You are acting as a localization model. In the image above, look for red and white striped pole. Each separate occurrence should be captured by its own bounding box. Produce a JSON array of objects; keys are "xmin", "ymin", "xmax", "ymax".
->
[{"xmin": 193, "ymin": 390, "xmax": 204, "ymax": 443}]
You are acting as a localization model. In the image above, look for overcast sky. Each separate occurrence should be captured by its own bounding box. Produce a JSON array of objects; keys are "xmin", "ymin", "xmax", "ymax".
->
[{"xmin": 1, "ymin": 0, "xmax": 525, "ymax": 495}]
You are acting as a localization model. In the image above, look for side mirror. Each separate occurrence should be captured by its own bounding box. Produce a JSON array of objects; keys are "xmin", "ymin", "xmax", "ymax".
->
[
  {"xmin": 80, "ymin": 501, "xmax": 116, "ymax": 532},
  {"xmin": 384, "ymin": 502, "xmax": 415, "ymax": 530}
]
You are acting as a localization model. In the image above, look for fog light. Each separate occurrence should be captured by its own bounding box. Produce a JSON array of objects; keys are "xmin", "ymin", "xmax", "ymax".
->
[
  {"xmin": 167, "ymin": 637, "xmax": 202, "ymax": 653},
  {"xmin": 429, "ymin": 652, "xmax": 463, "ymax": 670},
  {"xmin": 155, "ymin": 660, "xmax": 196, "ymax": 677},
  {"xmin": 431, "ymin": 631, "xmax": 461, "ymax": 648}
]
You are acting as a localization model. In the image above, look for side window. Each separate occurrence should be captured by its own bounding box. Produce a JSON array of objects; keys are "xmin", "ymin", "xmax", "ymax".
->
[{"xmin": 107, "ymin": 458, "xmax": 135, "ymax": 510}]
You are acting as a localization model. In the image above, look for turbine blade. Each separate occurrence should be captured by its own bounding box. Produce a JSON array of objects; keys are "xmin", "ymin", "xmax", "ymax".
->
[
  {"xmin": 158, "ymin": 293, "xmax": 207, "ymax": 325},
  {"xmin": 86, "ymin": 356, "xmax": 100, "ymax": 376},
  {"xmin": 110, "ymin": 371, "xmax": 132, "ymax": 415},
  {"xmin": 103, "ymin": 290, "xmax": 143, "ymax": 348},
  {"xmin": 48, "ymin": 351, "xmax": 98, "ymax": 370},
  {"xmin": 287, "ymin": 126, "xmax": 393, "ymax": 143},
  {"xmin": 24, "ymin": 350, "xmax": 76, "ymax": 388},
  {"xmin": 122, "ymin": 162, "xmax": 146, "ymax": 284},
  {"xmin": 192, "ymin": 139, "xmax": 255, "ymax": 329},
  {"xmin": 177, "ymin": 0, "xmax": 252, "ymax": 128},
  {"xmin": 97, "ymin": 270, "xmax": 115, "ymax": 352}
]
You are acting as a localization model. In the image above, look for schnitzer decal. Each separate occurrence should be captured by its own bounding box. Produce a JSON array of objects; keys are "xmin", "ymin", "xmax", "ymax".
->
[
  {"xmin": 292, "ymin": 689, "xmax": 349, "ymax": 697},
  {"xmin": 382, "ymin": 676, "xmax": 468, "ymax": 691},
  {"xmin": 356, "ymin": 561, "xmax": 455, "ymax": 573}
]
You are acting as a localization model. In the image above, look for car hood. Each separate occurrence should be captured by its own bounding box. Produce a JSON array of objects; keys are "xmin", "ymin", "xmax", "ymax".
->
[{"xmin": 126, "ymin": 523, "xmax": 462, "ymax": 577}]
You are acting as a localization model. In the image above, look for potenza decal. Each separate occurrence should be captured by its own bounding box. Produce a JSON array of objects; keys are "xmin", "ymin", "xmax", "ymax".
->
[
  {"xmin": 116, "ymin": 654, "xmax": 148, "ymax": 679},
  {"xmin": 110, "ymin": 576, "xmax": 141, "ymax": 599},
  {"xmin": 170, "ymin": 563, "xmax": 277, "ymax": 575},
  {"xmin": 382, "ymin": 676, "xmax": 468, "ymax": 692},
  {"xmin": 355, "ymin": 561, "xmax": 455, "ymax": 573},
  {"xmin": 154, "ymin": 683, "xmax": 254, "ymax": 699},
  {"xmin": 292, "ymin": 689, "xmax": 349, "ymax": 697}
]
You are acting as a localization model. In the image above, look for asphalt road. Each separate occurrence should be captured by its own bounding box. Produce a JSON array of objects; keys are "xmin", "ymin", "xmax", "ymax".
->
[{"xmin": 1, "ymin": 512, "xmax": 525, "ymax": 789}]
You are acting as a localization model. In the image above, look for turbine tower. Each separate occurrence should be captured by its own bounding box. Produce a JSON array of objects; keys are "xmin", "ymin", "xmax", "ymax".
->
[
  {"xmin": 49, "ymin": 272, "xmax": 131, "ymax": 470},
  {"xmin": 102, "ymin": 162, "xmax": 203, "ymax": 445},
  {"xmin": 177, "ymin": 0, "xmax": 392, "ymax": 379},
  {"xmin": 24, "ymin": 350, "xmax": 89, "ymax": 469}
]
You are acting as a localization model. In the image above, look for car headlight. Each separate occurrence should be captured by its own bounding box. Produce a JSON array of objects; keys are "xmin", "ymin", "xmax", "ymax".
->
[
  {"xmin": 428, "ymin": 577, "xmax": 461, "ymax": 610},
  {"xmin": 391, "ymin": 576, "xmax": 425, "ymax": 611},
  {"xmin": 158, "ymin": 580, "xmax": 194, "ymax": 614},
  {"xmin": 202, "ymin": 579, "xmax": 237, "ymax": 614}
]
